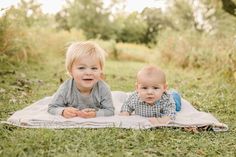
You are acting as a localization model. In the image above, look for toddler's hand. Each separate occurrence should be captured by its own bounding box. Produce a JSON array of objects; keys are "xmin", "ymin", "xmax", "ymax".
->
[
  {"xmin": 148, "ymin": 116, "xmax": 171, "ymax": 125},
  {"xmin": 62, "ymin": 107, "xmax": 79, "ymax": 118},
  {"xmin": 77, "ymin": 108, "xmax": 96, "ymax": 118},
  {"xmin": 82, "ymin": 108, "xmax": 96, "ymax": 112},
  {"xmin": 119, "ymin": 112, "xmax": 130, "ymax": 116}
]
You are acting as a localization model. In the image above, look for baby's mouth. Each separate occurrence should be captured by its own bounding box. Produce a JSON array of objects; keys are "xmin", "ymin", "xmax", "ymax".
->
[{"xmin": 146, "ymin": 97, "xmax": 155, "ymax": 102}]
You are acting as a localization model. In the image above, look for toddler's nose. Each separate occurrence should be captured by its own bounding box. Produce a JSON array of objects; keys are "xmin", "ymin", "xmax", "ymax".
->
[{"xmin": 85, "ymin": 69, "xmax": 92, "ymax": 75}]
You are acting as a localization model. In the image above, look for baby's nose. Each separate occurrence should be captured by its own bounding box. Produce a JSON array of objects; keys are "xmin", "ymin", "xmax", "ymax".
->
[{"xmin": 147, "ymin": 88, "xmax": 154, "ymax": 94}]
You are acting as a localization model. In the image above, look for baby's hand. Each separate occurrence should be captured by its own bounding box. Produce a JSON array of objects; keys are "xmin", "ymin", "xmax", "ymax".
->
[
  {"xmin": 62, "ymin": 107, "xmax": 79, "ymax": 118},
  {"xmin": 148, "ymin": 116, "xmax": 171, "ymax": 125},
  {"xmin": 119, "ymin": 112, "xmax": 130, "ymax": 116}
]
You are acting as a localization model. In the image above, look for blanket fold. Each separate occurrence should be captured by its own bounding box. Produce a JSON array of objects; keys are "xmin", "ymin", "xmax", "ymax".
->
[{"xmin": 1, "ymin": 91, "xmax": 228, "ymax": 131}]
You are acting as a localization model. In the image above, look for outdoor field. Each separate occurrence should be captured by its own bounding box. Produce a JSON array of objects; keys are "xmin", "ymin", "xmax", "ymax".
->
[{"xmin": 0, "ymin": 0, "xmax": 236, "ymax": 156}]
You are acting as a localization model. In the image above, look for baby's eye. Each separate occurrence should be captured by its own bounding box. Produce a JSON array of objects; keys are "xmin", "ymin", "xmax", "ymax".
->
[
  {"xmin": 141, "ymin": 87, "xmax": 148, "ymax": 90},
  {"xmin": 153, "ymin": 87, "xmax": 160, "ymax": 90}
]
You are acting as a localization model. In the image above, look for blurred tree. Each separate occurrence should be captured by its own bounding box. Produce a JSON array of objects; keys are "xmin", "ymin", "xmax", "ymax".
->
[
  {"xmin": 116, "ymin": 12, "xmax": 147, "ymax": 43},
  {"xmin": 141, "ymin": 8, "xmax": 162, "ymax": 44},
  {"xmin": 66, "ymin": 0, "xmax": 115, "ymax": 40},
  {"xmin": 166, "ymin": 0, "xmax": 195, "ymax": 31},
  {"xmin": 141, "ymin": 7, "xmax": 176, "ymax": 45},
  {"xmin": 188, "ymin": 0, "xmax": 216, "ymax": 34},
  {"xmin": 221, "ymin": 0, "xmax": 236, "ymax": 16},
  {"xmin": 4, "ymin": 0, "xmax": 47, "ymax": 27},
  {"xmin": 55, "ymin": 8, "xmax": 70, "ymax": 31}
]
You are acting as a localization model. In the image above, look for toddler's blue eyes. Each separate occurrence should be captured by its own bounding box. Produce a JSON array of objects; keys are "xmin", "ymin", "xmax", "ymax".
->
[
  {"xmin": 77, "ymin": 67, "xmax": 98, "ymax": 70},
  {"xmin": 78, "ymin": 67, "xmax": 86, "ymax": 70},
  {"xmin": 91, "ymin": 67, "xmax": 98, "ymax": 70}
]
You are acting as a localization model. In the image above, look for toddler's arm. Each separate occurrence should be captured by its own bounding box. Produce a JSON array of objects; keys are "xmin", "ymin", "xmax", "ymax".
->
[
  {"xmin": 62, "ymin": 107, "xmax": 79, "ymax": 118},
  {"xmin": 78, "ymin": 108, "xmax": 96, "ymax": 118},
  {"xmin": 96, "ymin": 90, "xmax": 114, "ymax": 116},
  {"xmin": 63, "ymin": 108, "xmax": 96, "ymax": 118},
  {"xmin": 48, "ymin": 92, "xmax": 67, "ymax": 116},
  {"xmin": 48, "ymin": 82, "xmax": 70, "ymax": 116}
]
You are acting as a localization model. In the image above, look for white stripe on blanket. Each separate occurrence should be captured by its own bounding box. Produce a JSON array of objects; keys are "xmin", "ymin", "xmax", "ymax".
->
[{"xmin": 2, "ymin": 91, "xmax": 228, "ymax": 131}]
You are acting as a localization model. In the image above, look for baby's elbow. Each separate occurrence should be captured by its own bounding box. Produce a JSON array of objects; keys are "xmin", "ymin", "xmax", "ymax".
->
[{"xmin": 170, "ymin": 113, "xmax": 176, "ymax": 121}]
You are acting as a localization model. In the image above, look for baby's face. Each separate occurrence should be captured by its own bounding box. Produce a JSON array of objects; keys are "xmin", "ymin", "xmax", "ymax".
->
[
  {"xmin": 70, "ymin": 55, "xmax": 102, "ymax": 94},
  {"xmin": 136, "ymin": 75, "xmax": 166, "ymax": 105}
]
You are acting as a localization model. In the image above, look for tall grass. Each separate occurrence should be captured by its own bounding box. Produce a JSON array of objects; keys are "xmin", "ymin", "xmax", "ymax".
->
[
  {"xmin": 0, "ymin": 21, "xmax": 86, "ymax": 61},
  {"xmin": 0, "ymin": 16, "xmax": 34, "ymax": 60},
  {"xmin": 30, "ymin": 28, "xmax": 86, "ymax": 56},
  {"xmin": 156, "ymin": 29, "xmax": 236, "ymax": 80}
]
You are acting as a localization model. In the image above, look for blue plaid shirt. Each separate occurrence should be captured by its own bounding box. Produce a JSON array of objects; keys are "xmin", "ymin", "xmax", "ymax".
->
[{"xmin": 121, "ymin": 91, "xmax": 176, "ymax": 120}]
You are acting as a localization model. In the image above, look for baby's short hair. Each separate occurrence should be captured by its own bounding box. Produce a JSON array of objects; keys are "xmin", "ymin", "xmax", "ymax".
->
[
  {"xmin": 137, "ymin": 65, "xmax": 166, "ymax": 84},
  {"xmin": 65, "ymin": 41, "xmax": 106, "ymax": 73}
]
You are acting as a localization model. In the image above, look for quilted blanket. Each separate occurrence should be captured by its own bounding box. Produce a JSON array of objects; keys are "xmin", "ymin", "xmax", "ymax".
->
[{"xmin": 2, "ymin": 91, "xmax": 228, "ymax": 131}]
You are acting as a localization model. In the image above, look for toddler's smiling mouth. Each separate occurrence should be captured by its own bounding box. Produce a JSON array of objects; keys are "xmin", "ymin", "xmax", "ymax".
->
[{"xmin": 83, "ymin": 78, "xmax": 93, "ymax": 81}]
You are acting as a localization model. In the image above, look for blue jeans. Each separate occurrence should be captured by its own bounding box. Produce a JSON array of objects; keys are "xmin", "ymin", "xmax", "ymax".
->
[{"xmin": 170, "ymin": 90, "xmax": 181, "ymax": 112}]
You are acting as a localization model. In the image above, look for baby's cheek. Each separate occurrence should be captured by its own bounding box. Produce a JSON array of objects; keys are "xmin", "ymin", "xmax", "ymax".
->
[
  {"xmin": 156, "ymin": 93, "xmax": 160, "ymax": 97},
  {"xmin": 138, "ymin": 93, "xmax": 145, "ymax": 100}
]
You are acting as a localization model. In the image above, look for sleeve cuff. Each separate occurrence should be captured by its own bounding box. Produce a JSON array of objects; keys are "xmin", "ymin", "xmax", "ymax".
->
[
  {"xmin": 48, "ymin": 107, "xmax": 65, "ymax": 116},
  {"xmin": 96, "ymin": 109, "xmax": 114, "ymax": 117}
]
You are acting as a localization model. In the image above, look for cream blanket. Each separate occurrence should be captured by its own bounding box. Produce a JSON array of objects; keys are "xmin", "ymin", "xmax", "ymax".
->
[{"xmin": 2, "ymin": 91, "xmax": 228, "ymax": 131}]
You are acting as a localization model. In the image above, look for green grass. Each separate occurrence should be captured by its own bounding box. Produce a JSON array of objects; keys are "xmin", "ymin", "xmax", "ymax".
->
[{"xmin": 0, "ymin": 51, "xmax": 236, "ymax": 156}]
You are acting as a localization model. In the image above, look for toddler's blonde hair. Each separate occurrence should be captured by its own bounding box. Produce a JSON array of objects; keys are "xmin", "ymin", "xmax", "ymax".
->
[{"xmin": 65, "ymin": 41, "xmax": 106, "ymax": 74}]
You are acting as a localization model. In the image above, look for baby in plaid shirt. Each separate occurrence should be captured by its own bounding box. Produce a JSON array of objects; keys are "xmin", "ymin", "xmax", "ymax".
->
[{"xmin": 120, "ymin": 65, "xmax": 176, "ymax": 125}]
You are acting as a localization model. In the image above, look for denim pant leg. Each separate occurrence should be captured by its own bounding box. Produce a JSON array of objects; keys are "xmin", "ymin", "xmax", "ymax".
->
[{"xmin": 170, "ymin": 90, "xmax": 181, "ymax": 112}]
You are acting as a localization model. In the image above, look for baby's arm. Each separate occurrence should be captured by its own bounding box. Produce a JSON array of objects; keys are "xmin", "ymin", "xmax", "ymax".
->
[
  {"xmin": 160, "ymin": 94, "xmax": 176, "ymax": 120},
  {"xmin": 119, "ymin": 93, "xmax": 135, "ymax": 116},
  {"xmin": 148, "ymin": 116, "xmax": 171, "ymax": 125},
  {"xmin": 149, "ymin": 93, "xmax": 176, "ymax": 125},
  {"xmin": 119, "ymin": 112, "xmax": 130, "ymax": 116}
]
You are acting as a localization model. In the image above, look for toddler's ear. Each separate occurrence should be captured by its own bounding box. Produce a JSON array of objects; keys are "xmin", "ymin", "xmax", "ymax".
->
[
  {"xmin": 68, "ymin": 71, "xmax": 73, "ymax": 78},
  {"xmin": 100, "ymin": 72, "xmax": 105, "ymax": 80}
]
